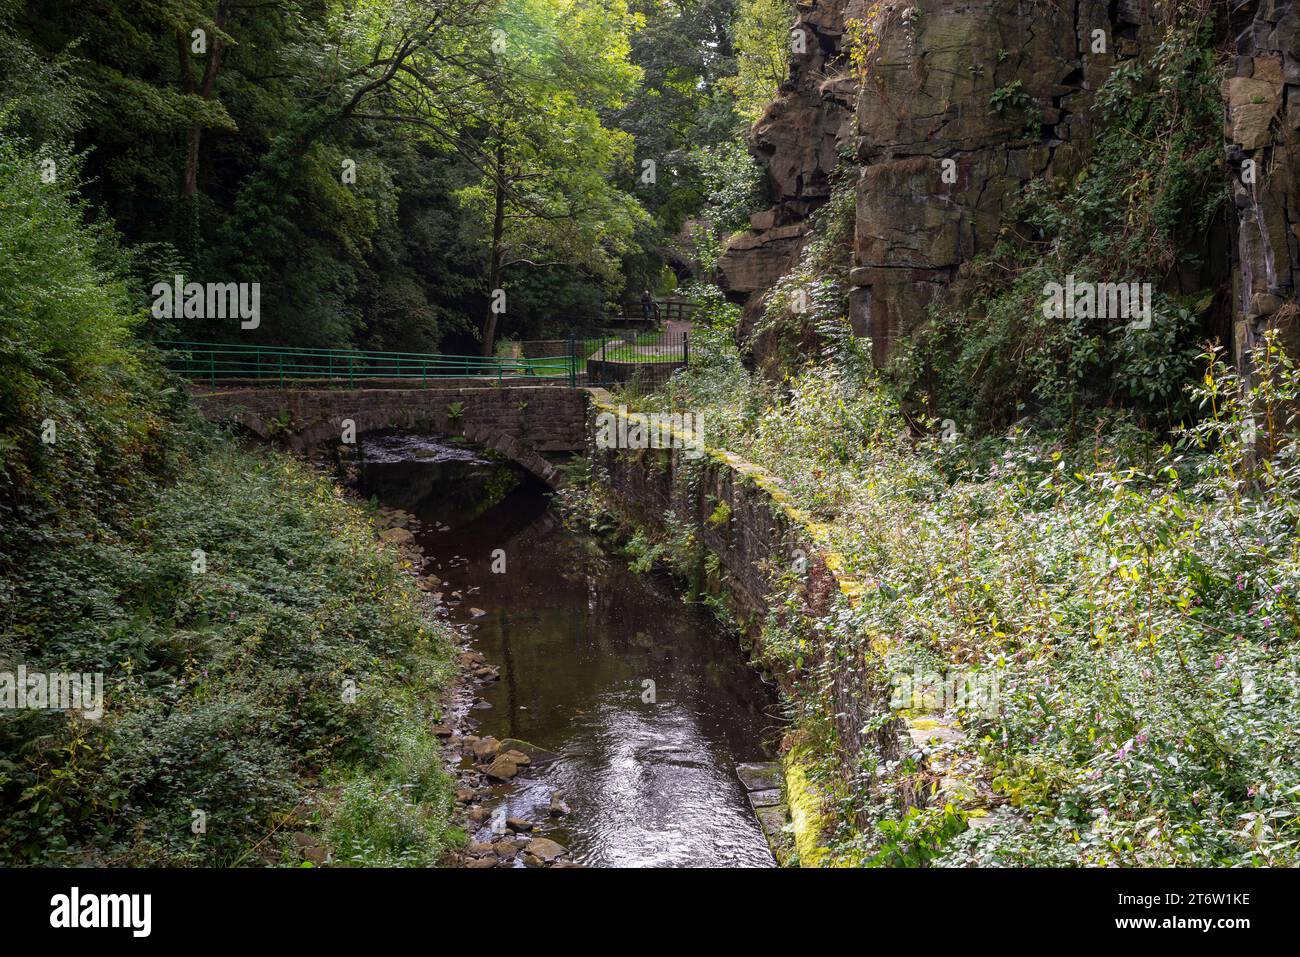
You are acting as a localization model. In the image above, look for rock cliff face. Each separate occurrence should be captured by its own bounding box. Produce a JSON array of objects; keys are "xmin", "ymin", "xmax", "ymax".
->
[
  {"xmin": 850, "ymin": 0, "xmax": 1156, "ymax": 366},
  {"xmin": 717, "ymin": 0, "xmax": 863, "ymax": 349},
  {"xmin": 1229, "ymin": 1, "xmax": 1300, "ymax": 361},
  {"xmin": 722, "ymin": 0, "xmax": 1300, "ymax": 373}
]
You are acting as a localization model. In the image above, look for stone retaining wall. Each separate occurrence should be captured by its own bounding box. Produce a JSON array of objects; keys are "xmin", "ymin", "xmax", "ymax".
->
[
  {"xmin": 585, "ymin": 359, "xmax": 686, "ymax": 392},
  {"xmin": 583, "ymin": 392, "xmax": 1002, "ymax": 863}
]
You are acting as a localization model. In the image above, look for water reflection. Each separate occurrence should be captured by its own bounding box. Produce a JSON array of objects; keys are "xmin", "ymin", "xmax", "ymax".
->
[{"xmin": 358, "ymin": 433, "xmax": 778, "ymax": 868}]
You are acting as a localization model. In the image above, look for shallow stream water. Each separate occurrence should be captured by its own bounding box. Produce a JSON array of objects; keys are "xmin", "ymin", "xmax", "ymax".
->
[{"xmin": 357, "ymin": 433, "xmax": 778, "ymax": 868}]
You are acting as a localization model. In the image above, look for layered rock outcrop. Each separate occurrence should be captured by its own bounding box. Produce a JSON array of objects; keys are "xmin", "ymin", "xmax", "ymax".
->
[
  {"xmin": 850, "ymin": 0, "xmax": 1157, "ymax": 365},
  {"xmin": 726, "ymin": 0, "xmax": 1299, "ymax": 373},
  {"xmin": 1228, "ymin": 1, "xmax": 1300, "ymax": 362},
  {"xmin": 717, "ymin": 0, "xmax": 863, "ymax": 345}
]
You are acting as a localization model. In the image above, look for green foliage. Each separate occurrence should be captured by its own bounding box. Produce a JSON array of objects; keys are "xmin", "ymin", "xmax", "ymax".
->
[
  {"xmin": 0, "ymin": 137, "xmax": 179, "ymax": 543},
  {"xmin": 868, "ymin": 804, "xmax": 968, "ymax": 867},
  {"xmin": 898, "ymin": 11, "xmax": 1224, "ymax": 431},
  {"xmin": 0, "ymin": 132, "xmax": 457, "ymax": 866},
  {"xmin": 690, "ymin": 139, "xmax": 767, "ymax": 243},
  {"xmin": 639, "ymin": 328, "xmax": 1300, "ymax": 867},
  {"xmin": 1, "ymin": 437, "xmax": 459, "ymax": 866},
  {"xmin": 988, "ymin": 79, "xmax": 1038, "ymax": 124},
  {"xmin": 723, "ymin": 0, "xmax": 795, "ymax": 123},
  {"xmin": 748, "ymin": 172, "xmax": 863, "ymax": 374},
  {"xmin": 707, "ymin": 500, "xmax": 733, "ymax": 526},
  {"xmin": 326, "ymin": 721, "xmax": 458, "ymax": 867}
]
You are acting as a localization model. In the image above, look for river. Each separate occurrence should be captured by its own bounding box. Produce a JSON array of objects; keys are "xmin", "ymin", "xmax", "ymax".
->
[{"xmin": 356, "ymin": 432, "xmax": 778, "ymax": 867}]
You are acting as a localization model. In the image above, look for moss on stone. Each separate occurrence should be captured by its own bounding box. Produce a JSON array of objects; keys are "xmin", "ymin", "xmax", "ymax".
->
[{"xmin": 783, "ymin": 745, "xmax": 831, "ymax": 868}]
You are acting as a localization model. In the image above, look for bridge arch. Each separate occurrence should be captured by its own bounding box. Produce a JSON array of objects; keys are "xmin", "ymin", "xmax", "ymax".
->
[{"xmin": 191, "ymin": 385, "xmax": 590, "ymax": 488}]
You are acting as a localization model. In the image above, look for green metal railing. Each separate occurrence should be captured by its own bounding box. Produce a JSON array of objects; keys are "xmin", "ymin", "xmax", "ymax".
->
[{"xmin": 161, "ymin": 341, "xmax": 577, "ymax": 388}]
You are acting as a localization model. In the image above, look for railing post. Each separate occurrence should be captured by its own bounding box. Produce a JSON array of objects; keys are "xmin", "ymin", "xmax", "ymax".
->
[
  {"xmin": 683, "ymin": 332, "xmax": 689, "ymax": 366},
  {"xmin": 569, "ymin": 338, "xmax": 576, "ymax": 389},
  {"xmin": 278, "ymin": 353, "xmax": 284, "ymax": 388},
  {"xmin": 209, "ymin": 351, "xmax": 215, "ymax": 386}
]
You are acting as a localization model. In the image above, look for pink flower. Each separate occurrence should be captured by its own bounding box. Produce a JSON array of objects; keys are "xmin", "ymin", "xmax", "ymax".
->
[{"xmin": 1214, "ymin": 653, "xmax": 1226, "ymax": 669}]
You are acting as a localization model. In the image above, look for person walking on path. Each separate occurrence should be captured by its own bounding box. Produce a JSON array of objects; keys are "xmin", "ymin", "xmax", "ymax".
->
[{"xmin": 640, "ymin": 290, "xmax": 659, "ymax": 326}]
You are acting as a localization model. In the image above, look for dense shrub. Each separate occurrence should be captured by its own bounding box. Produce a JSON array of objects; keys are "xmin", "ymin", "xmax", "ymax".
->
[
  {"xmin": 0, "ymin": 136, "xmax": 458, "ymax": 866},
  {"xmin": 640, "ymin": 330, "xmax": 1300, "ymax": 866}
]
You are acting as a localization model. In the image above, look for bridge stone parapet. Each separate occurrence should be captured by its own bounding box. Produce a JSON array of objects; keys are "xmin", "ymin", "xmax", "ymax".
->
[{"xmin": 191, "ymin": 385, "xmax": 589, "ymax": 487}]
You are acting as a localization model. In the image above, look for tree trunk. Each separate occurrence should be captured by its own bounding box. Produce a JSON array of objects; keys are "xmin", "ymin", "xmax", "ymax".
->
[
  {"xmin": 481, "ymin": 139, "xmax": 508, "ymax": 358},
  {"xmin": 181, "ymin": 0, "xmax": 231, "ymax": 200}
]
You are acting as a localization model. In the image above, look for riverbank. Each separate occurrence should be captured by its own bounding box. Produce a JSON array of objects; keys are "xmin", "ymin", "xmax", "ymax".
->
[
  {"xmin": 1, "ymin": 431, "xmax": 464, "ymax": 866},
  {"xmin": 627, "ymin": 343, "xmax": 1300, "ymax": 867}
]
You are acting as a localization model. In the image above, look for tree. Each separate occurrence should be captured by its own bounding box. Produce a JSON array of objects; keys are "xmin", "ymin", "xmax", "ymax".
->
[
  {"xmin": 724, "ymin": 0, "xmax": 793, "ymax": 123},
  {"xmin": 449, "ymin": 0, "xmax": 652, "ymax": 355}
]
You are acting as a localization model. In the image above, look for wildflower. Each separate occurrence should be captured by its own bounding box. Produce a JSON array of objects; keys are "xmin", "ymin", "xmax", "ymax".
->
[{"xmin": 1214, "ymin": 653, "xmax": 1225, "ymax": 669}]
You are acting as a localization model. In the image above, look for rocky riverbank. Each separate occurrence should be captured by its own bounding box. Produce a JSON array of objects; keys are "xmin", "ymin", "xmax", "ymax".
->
[{"xmin": 370, "ymin": 503, "xmax": 581, "ymax": 869}]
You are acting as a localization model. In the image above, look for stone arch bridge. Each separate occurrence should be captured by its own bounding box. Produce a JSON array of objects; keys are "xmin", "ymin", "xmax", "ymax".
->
[{"xmin": 192, "ymin": 384, "xmax": 592, "ymax": 487}]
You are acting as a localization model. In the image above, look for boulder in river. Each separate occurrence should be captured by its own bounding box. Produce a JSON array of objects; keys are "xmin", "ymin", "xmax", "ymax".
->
[
  {"xmin": 524, "ymin": 838, "xmax": 567, "ymax": 863},
  {"xmin": 496, "ymin": 738, "xmax": 559, "ymax": 765},
  {"xmin": 484, "ymin": 754, "xmax": 519, "ymax": 781},
  {"xmin": 379, "ymin": 527, "xmax": 414, "ymax": 544},
  {"xmin": 471, "ymin": 736, "xmax": 501, "ymax": 762}
]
